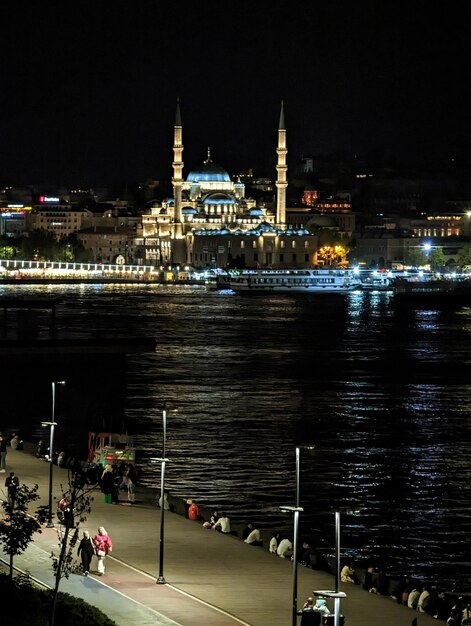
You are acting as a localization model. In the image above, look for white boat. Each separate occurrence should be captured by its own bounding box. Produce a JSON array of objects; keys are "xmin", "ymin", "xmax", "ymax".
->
[
  {"xmin": 228, "ymin": 269, "xmax": 361, "ymax": 293},
  {"xmin": 360, "ymin": 271, "xmax": 394, "ymax": 291}
]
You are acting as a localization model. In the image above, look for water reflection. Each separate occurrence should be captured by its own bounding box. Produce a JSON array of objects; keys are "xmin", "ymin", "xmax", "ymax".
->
[{"xmin": 2, "ymin": 283, "xmax": 470, "ymax": 591}]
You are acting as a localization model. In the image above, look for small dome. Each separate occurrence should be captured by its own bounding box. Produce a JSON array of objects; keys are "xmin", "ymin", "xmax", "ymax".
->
[
  {"xmin": 248, "ymin": 208, "xmax": 264, "ymax": 216},
  {"xmin": 182, "ymin": 207, "xmax": 198, "ymax": 214}
]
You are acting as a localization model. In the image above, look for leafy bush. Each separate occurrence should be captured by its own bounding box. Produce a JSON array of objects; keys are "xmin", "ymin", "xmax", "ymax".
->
[{"xmin": 0, "ymin": 572, "xmax": 117, "ymax": 626}]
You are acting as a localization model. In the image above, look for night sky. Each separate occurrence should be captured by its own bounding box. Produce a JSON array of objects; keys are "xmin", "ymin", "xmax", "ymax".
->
[{"xmin": 1, "ymin": 1, "xmax": 469, "ymax": 186}]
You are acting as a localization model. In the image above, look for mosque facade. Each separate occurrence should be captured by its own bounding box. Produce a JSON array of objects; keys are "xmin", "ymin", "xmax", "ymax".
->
[{"xmin": 136, "ymin": 101, "xmax": 318, "ymax": 269}]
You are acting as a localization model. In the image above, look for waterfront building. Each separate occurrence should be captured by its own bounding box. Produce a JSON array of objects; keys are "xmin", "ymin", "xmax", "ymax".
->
[
  {"xmin": 26, "ymin": 195, "xmax": 84, "ymax": 238},
  {"xmin": 78, "ymin": 225, "xmax": 138, "ymax": 264}
]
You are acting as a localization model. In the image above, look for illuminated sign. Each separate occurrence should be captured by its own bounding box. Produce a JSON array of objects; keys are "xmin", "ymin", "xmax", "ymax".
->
[
  {"xmin": 3, "ymin": 205, "xmax": 31, "ymax": 214},
  {"xmin": 39, "ymin": 196, "xmax": 60, "ymax": 203}
]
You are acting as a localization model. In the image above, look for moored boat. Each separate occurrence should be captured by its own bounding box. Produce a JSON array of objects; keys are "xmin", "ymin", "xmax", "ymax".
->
[
  {"xmin": 360, "ymin": 271, "xmax": 394, "ymax": 291},
  {"xmin": 228, "ymin": 268, "xmax": 361, "ymax": 293},
  {"xmin": 392, "ymin": 277, "xmax": 471, "ymax": 305},
  {"xmin": 205, "ymin": 271, "xmax": 232, "ymax": 290}
]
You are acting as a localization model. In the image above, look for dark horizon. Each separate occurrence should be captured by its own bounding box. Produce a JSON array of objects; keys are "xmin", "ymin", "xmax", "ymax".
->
[{"xmin": 1, "ymin": 1, "xmax": 470, "ymax": 188}]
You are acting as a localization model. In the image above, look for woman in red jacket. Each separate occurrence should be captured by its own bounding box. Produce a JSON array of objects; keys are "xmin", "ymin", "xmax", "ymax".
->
[
  {"xmin": 93, "ymin": 526, "xmax": 113, "ymax": 575},
  {"xmin": 188, "ymin": 500, "xmax": 201, "ymax": 521}
]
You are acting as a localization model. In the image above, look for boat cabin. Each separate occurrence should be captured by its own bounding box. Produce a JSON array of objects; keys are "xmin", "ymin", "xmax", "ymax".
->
[{"xmin": 87, "ymin": 431, "xmax": 137, "ymax": 467}]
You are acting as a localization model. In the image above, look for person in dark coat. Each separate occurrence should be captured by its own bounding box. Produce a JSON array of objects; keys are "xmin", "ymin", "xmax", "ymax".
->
[
  {"xmin": 100, "ymin": 464, "xmax": 117, "ymax": 504},
  {"xmin": 5, "ymin": 471, "xmax": 19, "ymax": 509},
  {"xmin": 77, "ymin": 530, "xmax": 95, "ymax": 575}
]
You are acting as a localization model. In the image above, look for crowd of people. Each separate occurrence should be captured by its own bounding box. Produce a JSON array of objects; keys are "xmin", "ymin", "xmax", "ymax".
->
[
  {"xmin": 99, "ymin": 462, "xmax": 138, "ymax": 504},
  {"xmin": 3, "ymin": 436, "xmax": 471, "ymax": 624}
]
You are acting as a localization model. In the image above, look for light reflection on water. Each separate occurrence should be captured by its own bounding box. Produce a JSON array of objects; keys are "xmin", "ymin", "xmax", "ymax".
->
[{"xmin": 2, "ymin": 283, "xmax": 470, "ymax": 591}]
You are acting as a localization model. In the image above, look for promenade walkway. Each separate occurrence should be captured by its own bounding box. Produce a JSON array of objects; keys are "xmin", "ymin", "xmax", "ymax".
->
[{"xmin": 1, "ymin": 446, "xmax": 441, "ymax": 626}]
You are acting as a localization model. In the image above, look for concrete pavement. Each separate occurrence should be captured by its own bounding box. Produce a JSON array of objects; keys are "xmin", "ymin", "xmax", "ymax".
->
[{"xmin": 0, "ymin": 446, "xmax": 442, "ymax": 626}]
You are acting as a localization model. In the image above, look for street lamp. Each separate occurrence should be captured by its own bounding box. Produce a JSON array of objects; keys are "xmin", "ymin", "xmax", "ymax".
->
[
  {"xmin": 333, "ymin": 507, "xmax": 362, "ymax": 626},
  {"xmin": 44, "ymin": 380, "xmax": 65, "ymax": 528},
  {"xmin": 279, "ymin": 445, "xmax": 315, "ymax": 626},
  {"xmin": 151, "ymin": 402, "xmax": 177, "ymax": 585},
  {"xmin": 279, "ymin": 504, "xmax": 303, "ymax": 626}
]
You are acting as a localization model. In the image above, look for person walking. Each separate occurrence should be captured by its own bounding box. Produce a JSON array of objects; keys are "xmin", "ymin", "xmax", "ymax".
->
[
  {"xmin": 93, "ymin": 526, "xmax": 112, "ymax": 576},
  {"xmin": 77, "ymin": 530, "xmax": 95, "ymax": 576},
  {"xmin": 100, "ymin": 465, "xmax": 116, "ymax": 504},
  {"xmin": 5, "ymin": 471, "xmax": 19, "ymax": 509},
  {"xmin": 120, "ymin": 465, "xmax": 135, "ymax": 503},
  {"xmin": 0, "ymin": 435, "xmax": 7, "ymax": 472}
]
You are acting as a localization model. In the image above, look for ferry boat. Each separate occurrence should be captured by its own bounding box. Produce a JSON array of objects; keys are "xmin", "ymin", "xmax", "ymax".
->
[{"xmin": 228, "ymin": 269, "xmax": 361, "ymax": 294}]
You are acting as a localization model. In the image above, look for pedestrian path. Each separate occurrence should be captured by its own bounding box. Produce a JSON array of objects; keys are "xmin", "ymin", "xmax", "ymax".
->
[{"xmin": 0, "ymin": 446, "xmax": 441, "ymax": 626}]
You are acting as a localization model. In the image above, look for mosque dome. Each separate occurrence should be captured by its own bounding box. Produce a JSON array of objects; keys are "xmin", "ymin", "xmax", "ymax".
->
[
  {"xmin": 247, "ymin": 208, "xmax": 264, "ymax": 216},
  {"xmin": 187, "ymin": 148, "xmax": 231, "ymax": 183},
  {"xmin": 202, "ymin": 192, "xmax": 236, "ymax": 205}
]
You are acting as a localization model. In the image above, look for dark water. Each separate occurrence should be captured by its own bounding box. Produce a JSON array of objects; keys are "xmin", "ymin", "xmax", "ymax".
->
[{"xmin": 2, "ymin": 283, "xmax": 470, "ymax": 592}]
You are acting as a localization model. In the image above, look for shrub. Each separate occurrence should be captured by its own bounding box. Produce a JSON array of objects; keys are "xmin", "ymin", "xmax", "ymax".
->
[{"xmin": 0, "ymin": 573, "xmax": 117, "ymax": 626}]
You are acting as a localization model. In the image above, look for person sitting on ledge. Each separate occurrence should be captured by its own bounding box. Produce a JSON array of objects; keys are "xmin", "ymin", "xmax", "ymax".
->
[
  {"xmin": 276, "ymin": 536, "xmax": 293, "ymax": 558},
  {"xmin": 340, "ymin": 562, "xmax": 356, "ymax": 583},
  {"xmin": 244, "ymin": 524, "xmax": 262, "ymax": 545},
  {"xmin": 242, "ymin": 521, "xmax": 254, "ymax": 540},
  {"xmin": 212, "ymin": 512, "xmax": 231, "ymax": 533},
  {"xmin": 269, "ymin": 532, "xmax": 280, "ymax": 554}
]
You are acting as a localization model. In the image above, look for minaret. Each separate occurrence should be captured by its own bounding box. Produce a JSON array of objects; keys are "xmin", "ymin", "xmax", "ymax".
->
[
  {"xmin": 275, "ymin": 100, "xmax": 288, "ymax": 227},
  {"xmin": 172, "ymin": 98, "xmax": 184, "ymax": 227}
]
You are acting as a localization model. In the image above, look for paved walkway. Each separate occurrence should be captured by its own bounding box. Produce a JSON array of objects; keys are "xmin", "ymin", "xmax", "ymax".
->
[{"xmin": 0, "ymin": 447, "xmax": 441, "ymax": 626}]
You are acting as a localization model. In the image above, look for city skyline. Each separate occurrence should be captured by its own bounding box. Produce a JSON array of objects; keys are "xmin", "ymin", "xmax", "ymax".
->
[{"xmin": 1, "ymin": 1, "xmax": 469, "ymax": 186}]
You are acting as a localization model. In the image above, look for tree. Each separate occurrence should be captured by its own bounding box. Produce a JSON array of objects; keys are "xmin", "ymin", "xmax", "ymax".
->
[
  {"xmin": 20, "ymin": 229, "xmax": 60, "ymax": 260},
  {"xmin": 457, "ymin": 245, "xmax": 471, "ymax": 268},
  {"xmin": 0, "ymin": 483, "xmax": 46, "ymax": 580},
  {"xmin": 49, "ymin": 469, "xmax": 96, "ymax": 626},
  {"xmin": 59, "ymin": 234, "xmax": 92, "ymax": 262},
  {"xmin": 404, "ymin": 247, "xmax": 427, "ymax": 268},
  {"xmin": 428, "ymin": 247, "xmax": 446, "ymax": 270},
  {"xmin": 317, "ymin": 244, "xmax": 348, "ymax": 267}
]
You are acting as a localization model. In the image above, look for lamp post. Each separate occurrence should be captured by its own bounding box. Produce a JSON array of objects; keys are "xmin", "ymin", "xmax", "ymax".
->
[
  {"xmin": 332, "ymin": 507, "xmax": 362, "ymax": 626},
  {"xmin": 45, "ymin": 380, "xmax": 65, "ymax": 528},
  {"xmin": 279, "ymin": 504, "xmax": 303, "ymax": 626},
  {"xmin": 280, "ymin": 445, "xmax": 315, "ymax": 626},
  {"xmin": 156, "ymin": 403, "xmax": 168, "ymax": 584},
  {"xmin": 154, "ymin": 402, "xmax": 177, "ymax": 585}
]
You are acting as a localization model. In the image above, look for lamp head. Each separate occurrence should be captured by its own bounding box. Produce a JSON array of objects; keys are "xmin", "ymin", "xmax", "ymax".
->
[{"xmin": 279, "ymin": 505, "xmax": 304, "ymax": 513}]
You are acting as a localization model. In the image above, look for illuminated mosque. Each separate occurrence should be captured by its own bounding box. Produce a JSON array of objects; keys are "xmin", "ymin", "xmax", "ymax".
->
[{"xmin": 138, "ymin": 101, "xmax": 317, "ymax": 269}]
